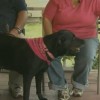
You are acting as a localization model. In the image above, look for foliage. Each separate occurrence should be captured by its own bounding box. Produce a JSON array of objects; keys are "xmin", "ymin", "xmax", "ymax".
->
[
  {"xmin": 25, "ymin": 23, "xmax": 42, "ymax": 38},
  {"xmin": 92, "ymin": 54, "xmax": 99, "ymax": 69}
]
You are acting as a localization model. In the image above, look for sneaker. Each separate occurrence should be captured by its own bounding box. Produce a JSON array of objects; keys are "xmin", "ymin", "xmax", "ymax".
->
[
  {"xmin": 58, "ymin": 88, "xmax": 70, "ymax": 100},
  {"xmin": 9, "ymin": 86, "xmax": 23, "ymax": 98},
  {"xmin": 70, "ymin": 87, "xmax": 83, "ymax": 97}
]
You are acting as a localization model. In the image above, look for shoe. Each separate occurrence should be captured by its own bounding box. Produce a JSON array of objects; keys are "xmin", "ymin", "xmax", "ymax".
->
[
  {"xmin": 9, "ymin": 86, "xmax": 23, "ymax": 98},
  {"xmin": 70, "ymin": 87, "xmax": 83, "ymax": 97},
  {"xmin": 58, "ymin": 88, "xmax": 70, "ymax": 100}
]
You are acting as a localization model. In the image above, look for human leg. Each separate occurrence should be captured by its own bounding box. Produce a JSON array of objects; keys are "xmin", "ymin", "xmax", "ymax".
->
[
  {"xmin": 47, "ymin": 57, "xmax": 70, "ymax": 100},
  {"xmin": 71, "ymin": 37, "xmax": 99, "ymax": 96},
  {"xmin": 48, "ymin": 57, "xmax": 68, "ymax": 90},
  {"xmin": 8, "ymin": 71, "xmax": 23, "ymax": 98},
  {"xmin": 8, "ymin": 33, "xmax": 24, "ymax": 98}
]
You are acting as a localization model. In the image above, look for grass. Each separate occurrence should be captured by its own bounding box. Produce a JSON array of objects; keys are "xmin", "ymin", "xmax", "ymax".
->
[{"xmin": 25, "ymin": 22, "xmax": 42, "ymax": 38}]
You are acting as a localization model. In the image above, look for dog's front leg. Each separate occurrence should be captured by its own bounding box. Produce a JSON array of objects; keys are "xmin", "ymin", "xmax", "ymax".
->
[
  {"xmin": 35, "ymin": 72, "xmax": 48, "ymax": 100},
  {"xmin": 23, "ymin": 73, "xmax": 33, "ymax": 100}
]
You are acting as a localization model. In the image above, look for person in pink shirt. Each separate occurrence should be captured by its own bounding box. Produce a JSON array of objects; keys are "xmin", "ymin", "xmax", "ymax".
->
[{"xmin": 43, "ymin": 0, "xmax": 100, "ymax": 100}]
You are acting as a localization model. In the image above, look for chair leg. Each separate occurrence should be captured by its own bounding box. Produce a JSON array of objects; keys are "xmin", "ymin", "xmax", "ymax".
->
[{"xmin": 97, "ymin": 44, "xmax": 100, "ymax": 94}]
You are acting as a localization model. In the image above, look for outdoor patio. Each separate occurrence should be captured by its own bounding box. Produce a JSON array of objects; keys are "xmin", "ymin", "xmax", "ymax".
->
[{"xmin": 0, "ymin": 70, "xmax": 100, "ymax": 100}]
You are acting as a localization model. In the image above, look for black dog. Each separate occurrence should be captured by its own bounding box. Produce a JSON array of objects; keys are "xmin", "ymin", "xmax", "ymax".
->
[{"xmin": 0, "ymin": 30, "xmax": 84, "ymax": 100}]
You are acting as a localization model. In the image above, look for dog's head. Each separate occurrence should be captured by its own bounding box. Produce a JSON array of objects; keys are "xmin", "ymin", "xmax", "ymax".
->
[{"xmin": 52, "ymin": 30, "xmax": 84, "ymax": 57}]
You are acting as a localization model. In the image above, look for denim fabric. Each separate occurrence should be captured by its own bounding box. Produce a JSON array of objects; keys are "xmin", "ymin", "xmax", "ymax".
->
[
  {"xmin": 72, "ymin": 37, "xmax": 99, "ymax": 90},
  {"xmin": 47, "ymin": 37, "xmax": 99, "ymax": 90},
  {"xmin": 47, "ymin": 57, "xmax": 68, "ymax": 90}
]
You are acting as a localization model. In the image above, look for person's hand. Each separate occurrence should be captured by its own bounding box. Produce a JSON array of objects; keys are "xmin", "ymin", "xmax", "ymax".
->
[{"xmin": 9, "ymin": 28, "xmax": 21, "ymax": 38}]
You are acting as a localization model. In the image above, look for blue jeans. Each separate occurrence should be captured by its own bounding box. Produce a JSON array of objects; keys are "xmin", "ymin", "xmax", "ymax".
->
[{"xmin": 47, "ymin": 37, "xmax": 99, "ymax": 90}]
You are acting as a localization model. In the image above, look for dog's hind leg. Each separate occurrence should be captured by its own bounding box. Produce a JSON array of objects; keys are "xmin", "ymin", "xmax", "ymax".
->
[
  {"xmin": 23, "ymin": 73, "xmax": 33, "ymax": 100},
  {"xmin": 35, "ymin": 72, "xmax": 48, "ymax": 100}
]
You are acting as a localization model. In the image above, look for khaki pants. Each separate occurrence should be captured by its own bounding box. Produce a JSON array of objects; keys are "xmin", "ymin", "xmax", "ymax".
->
[
  {"xmin": 8, "ymin": 33, "xmax": 24, "ymax": 88},
  {"xmin": 9, "ymin": 71, "xmax": 23, "ymax": 88}
]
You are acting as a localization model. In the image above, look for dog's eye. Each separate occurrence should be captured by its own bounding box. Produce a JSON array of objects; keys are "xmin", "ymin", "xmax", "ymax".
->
[{"xmin": 58, "ymin": 38, "xmax": 66, "ymax": 45}]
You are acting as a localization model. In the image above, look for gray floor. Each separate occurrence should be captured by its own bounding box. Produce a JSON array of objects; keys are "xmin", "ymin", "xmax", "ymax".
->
[{"xmin": 0, "ymin": 70, "xmax": 100, "ymax": 100}]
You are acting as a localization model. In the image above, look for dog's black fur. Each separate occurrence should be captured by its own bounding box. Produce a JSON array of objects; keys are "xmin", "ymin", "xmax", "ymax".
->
[{"xmin": 0, "ymin": 30, "xmax": 84, "ymax": 100}]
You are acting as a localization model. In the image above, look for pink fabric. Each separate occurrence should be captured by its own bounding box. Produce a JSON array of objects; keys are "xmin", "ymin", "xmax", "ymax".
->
[
  {"xmin": 43, "ymin": 0, "xmax": 100, "ymax": 39},
  {"xmin": 26, "ymin": 38, "xmax": 54, "ymax": 65}
]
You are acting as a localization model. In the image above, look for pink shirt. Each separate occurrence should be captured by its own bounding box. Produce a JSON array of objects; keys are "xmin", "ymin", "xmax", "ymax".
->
[{"xmin": 43, "ymin": 0, "xmax": 100, "ymax": 39}]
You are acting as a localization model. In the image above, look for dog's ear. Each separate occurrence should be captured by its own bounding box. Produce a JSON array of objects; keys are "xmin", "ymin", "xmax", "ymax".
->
[
  {"xmin": 57, "ymin": 33, "xmax": 73, "ymax": 47},
  {"xmin": 58, "ymin": 37, "xmax": 71, "ymax": 46},
  {"xmin": 54, "ymin": 32, "xmax": 74, "ymax": 57}
]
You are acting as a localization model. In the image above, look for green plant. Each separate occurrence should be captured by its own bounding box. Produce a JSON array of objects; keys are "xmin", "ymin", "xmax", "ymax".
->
[
  {"xmin": 25, "ymin": 22, "xmax": 42, "ymax": 38},
  {"xmin": 92, "ymin": 54, "xmax": 99, "ymax": 69}
]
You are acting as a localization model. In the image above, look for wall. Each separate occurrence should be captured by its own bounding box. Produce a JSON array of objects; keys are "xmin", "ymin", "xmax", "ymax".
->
[
  {"xmin": 25, "ymin": 0, "xmax": 49, "ymax": 18},
  {"xmin": 25, "ymin": 0, "xmax": 48, "ymax": 7}
]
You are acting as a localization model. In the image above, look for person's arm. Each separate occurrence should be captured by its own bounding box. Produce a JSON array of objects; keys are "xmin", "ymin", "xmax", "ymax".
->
[
  {"xmin": 43, "ymin": 0, "xmax": 58, "ymax": 36},
  {"xmin": 10, "ymin": 0, "xmax": 27, "ymax": 37},
  {"xmin": 43, "ymin": 17, "xmax": 53, "ymax": 36},
  {"xmin": 10, "ymin": 11, "xmax": 27, "ymax": 37}
]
